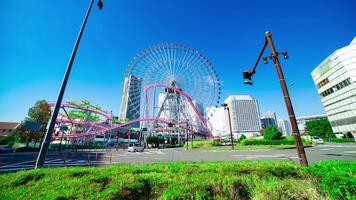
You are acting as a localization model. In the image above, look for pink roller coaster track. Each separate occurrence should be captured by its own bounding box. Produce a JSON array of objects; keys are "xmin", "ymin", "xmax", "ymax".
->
[
  {"xmin": 50, "ymin": 84, "xmax": 211, "ymax": 139},
  {"xmin": 53, "ymin": 117, "xmax": 197, "ymax": 139},
  {"xmin": 144, "ymin": 83, "xmax": 210, "ymax": 133}
]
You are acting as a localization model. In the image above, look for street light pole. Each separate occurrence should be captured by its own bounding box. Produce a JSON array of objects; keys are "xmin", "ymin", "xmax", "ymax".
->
[
  {"xmin": 265, "ymin": 31, "xmax": 308, "ymax": 166},
  {"xmin": 35, "ymin": 0, "xmax": 103, "ymax": 168},
  {"xmin": 222, "ymin": 103, "xmax": 234, "ymax": 149},
  {"xmin": 242, "ymin": 31, "xmax": 308, "ymax": 166}
]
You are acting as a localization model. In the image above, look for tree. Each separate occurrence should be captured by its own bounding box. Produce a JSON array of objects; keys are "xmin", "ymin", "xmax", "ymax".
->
[
  {"xmin": 305, "ymin": 119, "xmax": 335, "ymax": 138},
  {"xmin": 20, "ymin": 100, "xmax": 51, "ymax": 148},
  {"xmin": 264, "ymin": 125, "xmax": 282, "ymax": 140},
  {"xmin": 67, "ymin": 100, "xmax": 107, "ymax": 122},
  {"xmin": 238, "ymin": 134, "xmax": 246, "ymax": 143}
]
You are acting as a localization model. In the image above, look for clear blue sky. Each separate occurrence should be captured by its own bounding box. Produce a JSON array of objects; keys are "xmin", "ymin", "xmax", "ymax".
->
[{"xmin": 1, "ymin": 0, "xmax": 355, "ymax": 122}]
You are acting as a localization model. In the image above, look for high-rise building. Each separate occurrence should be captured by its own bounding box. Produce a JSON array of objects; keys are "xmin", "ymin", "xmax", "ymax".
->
[
  {"xmin": 206, "ymin": 106, "xmax": 227, "ymax": 137},
  {"xmin": 224, "ymin": 95, "xmax": 262, "ymax": 138},
  {"xmin": 311, "ymin": 36, "xmax": 356, "ymax": 139},
  {"xmin": 261, "ymin": 111, "xmax": 277, "ymax": 129},
  {"xmin": 277, "ymin": 119, "xmax": 292, "ymax": 136},
  {"xmin": 119, "ymin": 75, "xmax": 142, "ymax": 127}
]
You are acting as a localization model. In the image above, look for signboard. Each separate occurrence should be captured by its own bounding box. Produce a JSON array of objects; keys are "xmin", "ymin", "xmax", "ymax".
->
[{"xmin": 24, "ymin": 121, "xmax": 41, "ymax": 132}]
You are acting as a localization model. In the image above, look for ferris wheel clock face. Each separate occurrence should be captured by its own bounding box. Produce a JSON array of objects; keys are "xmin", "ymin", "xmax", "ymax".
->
[{"xmin": 124, "ymin": 43, "xmax": 221, "ymax": 121}]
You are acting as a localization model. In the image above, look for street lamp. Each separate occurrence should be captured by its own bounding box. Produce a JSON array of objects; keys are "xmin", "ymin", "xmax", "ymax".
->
[
  {"xmin": 35, "ymin": 0, "xmax": 104, "ymax": 169},
  {"xmin": 222, "ymin": 103, "xmax": 234, "ymax": 149},
  {"xmin": 241, "ymin": 31, "xmax": 308, "ymax": 166}
]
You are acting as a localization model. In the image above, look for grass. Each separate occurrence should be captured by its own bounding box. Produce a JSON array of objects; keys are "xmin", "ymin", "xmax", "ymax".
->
[
  {"xmin": 0, "ymin": 160, "xmax": 355, "ymax": 199},
  {"xmin": 208, "ymin": 144, "xmax": 297, "ymax": 151},
  {"xmin": 184, "ymin": 139, "xmax": 307, "ymax": 151}
]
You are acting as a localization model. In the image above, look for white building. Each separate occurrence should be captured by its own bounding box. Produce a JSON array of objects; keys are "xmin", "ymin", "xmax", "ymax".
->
[
  {"xmin": 278, "ymin": 119, "xmax": 292, "ymax": 136},
  {"xmin": 311, "ymin": 36, "xmax": 356, "ymax": 139},
  {"xmin": 296, "ymin": 114, "xmax": 328, "ymax": 134},
  {"xmin": 261, "ymin": 111, "xmax": 278, "ymax": 129},
  {"xmin": 119, "ymin": 75, "xmax": 142, "ymax": 127},
  {"xmin": 206, "ymin": 106, "xmax": 227, "ymax": 137},
  {"xmin": 224, "ymin": 95, "xmax": 262, "ymax": 138}
]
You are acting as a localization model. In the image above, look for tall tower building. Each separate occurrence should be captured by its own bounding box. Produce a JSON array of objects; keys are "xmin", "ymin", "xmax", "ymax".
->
[
  {"xmin": 277, "ymin": 119, "xmax": 292, "ymax": 136},
  {"xmin": 119, "ymin": 75, "xmax": 142, "ymax": 127},
  {"xmin": 311, "ymin": 36, "xmax": 356, "ymax": 139},
  {"xmin": 224, "ymin": 95, "xmax": 262, "ymax": 138},
  {"xmin": 261, "ymin": 111, "xmax": 278, "ymax": 129}
]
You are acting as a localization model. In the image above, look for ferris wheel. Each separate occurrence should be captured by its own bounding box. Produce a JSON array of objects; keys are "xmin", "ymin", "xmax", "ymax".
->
[{"xmin": 123, "ymin": 43, "xmax": 221, "ymax": 131}]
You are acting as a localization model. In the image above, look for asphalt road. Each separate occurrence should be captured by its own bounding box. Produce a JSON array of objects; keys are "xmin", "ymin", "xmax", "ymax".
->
[{"xmin": 0, "ymin": 143, "xmax": 355, "ymax": 173}]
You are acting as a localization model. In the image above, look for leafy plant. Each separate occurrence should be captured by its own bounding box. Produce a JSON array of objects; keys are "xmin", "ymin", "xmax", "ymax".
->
[
  {"xmin": 264, "ymin": 125, "xmax": 282, "ymax": 140},
  {"xmin": 305, "ymin": 119, "xmax": 335, "ymax": 138}
]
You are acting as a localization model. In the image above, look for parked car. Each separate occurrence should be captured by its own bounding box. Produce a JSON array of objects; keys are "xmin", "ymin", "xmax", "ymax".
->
[
  {"xmin": 0, "ymin": 145, "xmax": 13, "ymax": 153},
  {"xmin": 128, "ymin": 144, "xmax": 144, "ymax": 152},
  {"xmin": 311, "ymin": 136, "xmax": 324, "ymax": 144}
]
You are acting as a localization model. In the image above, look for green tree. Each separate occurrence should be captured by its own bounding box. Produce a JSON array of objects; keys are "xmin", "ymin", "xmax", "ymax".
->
[
  {"xmin": 305, "ymin": 119, "xmax": 335, "ymax": 138},
  {"xmin": 238, "ymin": 134, "xmax": 247, "ymax": 143},
  {"xmin": 264, "ymin": 125, "xmax": 282, "ymax": 140},
  {"xmin": 68, "ymin": 100, "xmax": 102, "ymax": 122},
  {"xmin": 20, "ymin": 100, "xmax": 51, "ymax": 148}
]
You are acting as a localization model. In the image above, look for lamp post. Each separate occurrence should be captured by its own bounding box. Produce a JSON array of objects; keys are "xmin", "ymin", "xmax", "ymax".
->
[
  {"xmin": 222, "ymin": 103, "xmax": 234, "ymax": 149},
  {"xmin": 242, "ymin": 31, "xmax": 308, "ymax": 166},
  {"xmin": 35, "ymin": 0, "xmax": 104, "ymax": 169}
]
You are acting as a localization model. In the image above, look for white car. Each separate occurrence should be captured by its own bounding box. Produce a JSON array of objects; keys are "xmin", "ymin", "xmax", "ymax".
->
[
  {"xmin": 311, "ymin": 136, "xmax": 324, "ymax": 144},
  {"xmin": 128, "ymin": 144, "xmax": 144, "ymax": 152}
]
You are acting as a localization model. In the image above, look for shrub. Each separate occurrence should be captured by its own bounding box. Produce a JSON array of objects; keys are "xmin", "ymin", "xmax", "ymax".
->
[
  {"xmin": 326, "ymin": 137, "xmax": 355, "ymax": 143},
  {"xmin": 238, "ymin": 134, "xmax": 246, "ymax": 142},
  {"xmin": 264, "ymin": 125, "xmax": 282, "ymax": 140},
  {"xmin": 242, "ymin": 138, "xmax": 295, "ymax": 145},
  {"xmin": 0, "ymin": 135, "xmax": 18, "ymax": 146}
]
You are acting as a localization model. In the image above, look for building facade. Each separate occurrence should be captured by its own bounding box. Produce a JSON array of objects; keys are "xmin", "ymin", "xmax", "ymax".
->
[
  {"xmin": 224, "ymin": 95, "xmax": 262, "ymax": 138},
  {"xmin": 206, "ymin": 106, "xmax": 227, "ymax": 137},
  {"xmin": 277, "ymin": 119, "xmax": 292, "ymax": 136},
  {"xmin": 311, "ymin": 36, "xmax": 356, "ymax": 138},
  {"xmin": 0, "ymin": 122, "xmax": 21, "ymax": 137},
  {"xmin": 119, "ymin": 75, "xmax": 142, "ymax": 127},
  {"xmin": 261, "ymin": 111, "xmax": 278, "ymax": 129}
]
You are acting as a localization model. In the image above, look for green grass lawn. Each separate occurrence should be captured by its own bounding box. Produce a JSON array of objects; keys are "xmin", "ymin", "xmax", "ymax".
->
[
  {"xmin": 184, "ymin": 139, "xmax": 309, "ymax": 151},
  {"xmin": 208, "ymin": 144, "xmax": 297, "ymax": 151},
  {"xmin": 0, "ymin": 160, "xmax": 355, "ymax": 200}
]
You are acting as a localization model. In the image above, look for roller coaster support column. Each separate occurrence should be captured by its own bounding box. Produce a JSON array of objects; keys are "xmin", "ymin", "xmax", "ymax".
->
[{"xmin": 35, "ymin": 0, "xmax": 103, "ymax": 168}]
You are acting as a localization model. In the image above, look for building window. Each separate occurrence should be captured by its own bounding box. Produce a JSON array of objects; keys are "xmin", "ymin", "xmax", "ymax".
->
[
  {"xmin": 317, "ymin": 78, "xmax": 329, "ymax": 89},
  {"xmin": 319, "ymin": 78, "xmax": 351, "ymax": 98}
]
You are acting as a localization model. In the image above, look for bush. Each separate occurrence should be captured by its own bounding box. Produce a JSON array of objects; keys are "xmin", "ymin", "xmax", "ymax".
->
[
  {"xmin": 307, "ymin": 160, "xmax": 356, "ymax": 199},
  {"xmin": 242, "ymin": 138, "xmax": 295, "ymax": 145},
  {"xmin": 0, "ymin": 135, "xmax": 18, "ymax": 146},
  {"xmin": 14, "ymin": 147, "xmax": 40, "ymax": 152},
  {"xmin": 326, "ymin": 137, "xmax": 355, "ymax": 143},
  {"xmin": 238, "ymin": 134, "xmax": 246, "ymax": 143},
  {"xmin": 264, "ymin": 125, "xmax": 282, "ymax": 140},
  {"xmin": 146, "ymin": 136, "xmax": 165, "ymax": 147}
]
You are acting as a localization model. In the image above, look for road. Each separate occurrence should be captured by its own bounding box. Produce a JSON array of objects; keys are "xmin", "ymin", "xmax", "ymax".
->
[{"xmin": 0, "ymin": 143, "xmax": 355, "ymax": 173}]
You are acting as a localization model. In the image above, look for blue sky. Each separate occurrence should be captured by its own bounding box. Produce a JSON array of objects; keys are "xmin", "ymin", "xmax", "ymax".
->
[{"xmin": 1, "ymin": 0, "xmax": 355, "ymax": 122}]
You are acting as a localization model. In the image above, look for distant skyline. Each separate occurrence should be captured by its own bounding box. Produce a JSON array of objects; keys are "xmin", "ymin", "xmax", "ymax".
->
[{"xmin": 1, "ymin": 0, "xmax": 356, "ymax": 122}]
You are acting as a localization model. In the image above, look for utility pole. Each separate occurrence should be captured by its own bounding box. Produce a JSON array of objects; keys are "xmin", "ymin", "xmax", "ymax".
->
[
  {"xmin": 35, "ymin": 0, "xmax": 103, "ymax": 168},
  {"xmin": 242, "ymin": 31, "xmax": 308, "ymax": 166},
  {"xmin": 222, "ymin": 103, "xmax": 234, "ymax": 149},
  {"xmin": 265, "ymin": 31, "xmax": 308, "ymax": 166}
]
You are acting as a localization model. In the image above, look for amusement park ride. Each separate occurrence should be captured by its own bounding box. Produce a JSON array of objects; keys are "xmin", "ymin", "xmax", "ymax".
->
[{"xmin": 48, "ymin": 43, "xmax": 221, "ymax": 146}]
